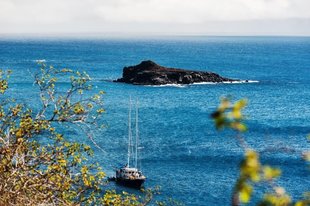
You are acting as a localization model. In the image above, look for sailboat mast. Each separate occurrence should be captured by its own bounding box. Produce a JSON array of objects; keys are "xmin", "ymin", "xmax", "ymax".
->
[
  {"xmin": 135, "ymin": 100, "xmax": 139, "ymax": 169},
  {"xmin": 127, "ymin": 98, "xmax": 132, "ymax": 167}
]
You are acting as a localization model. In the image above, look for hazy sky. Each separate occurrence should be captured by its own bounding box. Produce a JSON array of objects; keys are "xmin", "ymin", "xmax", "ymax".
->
[{"xmin": 0, "ymin": 0, "xmax": 309, "ymax": 36}]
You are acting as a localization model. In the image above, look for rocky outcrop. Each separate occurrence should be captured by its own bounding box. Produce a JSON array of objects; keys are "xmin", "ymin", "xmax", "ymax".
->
[{"xmin": 114, "ymin": 60, "xmax": 236, "ymax": 85}]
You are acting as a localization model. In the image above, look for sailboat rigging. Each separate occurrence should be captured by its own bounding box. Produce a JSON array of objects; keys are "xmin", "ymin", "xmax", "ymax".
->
[{"xmin": 115, "ymin": 99, "xmax": 146, "ymax": 188}]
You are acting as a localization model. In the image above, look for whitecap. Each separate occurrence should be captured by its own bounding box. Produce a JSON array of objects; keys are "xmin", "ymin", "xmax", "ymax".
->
[
  {"xmin": 194, "ymin": 80, "xmax": 259, "ymax": 85},
  {"xmin": 34, "ymin": 59, "xmax": 46, "ymax": 63},
  {"xmin": 146, "ymin": 83, "xmax": 187, "ymax": 88},
  {"xmin": 146, "ymin": 80, "xmax": 259, "ymax": 87},
  {"xmin": 222, "ymin": 80, "xmax": 259, "ymax": 84},
  {"xmin": 190, "ymin": 82, "xmax": 217, "ymax": 85}
]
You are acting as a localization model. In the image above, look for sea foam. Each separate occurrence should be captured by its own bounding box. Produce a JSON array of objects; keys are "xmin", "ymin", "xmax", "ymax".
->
[{"xmin": 146, "ymin": 80, "xmax": 259, "ymax": 87}]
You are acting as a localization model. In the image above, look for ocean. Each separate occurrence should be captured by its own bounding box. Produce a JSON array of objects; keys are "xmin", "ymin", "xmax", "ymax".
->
[{"xmin": 0, "ymin": 36, "xmax": 309, "ymax": 205}]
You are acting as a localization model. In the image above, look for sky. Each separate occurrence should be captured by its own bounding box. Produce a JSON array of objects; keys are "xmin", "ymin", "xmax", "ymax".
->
[{"xmin": 0, "ymin": 0, "xmax": 309, "ymax": 36}]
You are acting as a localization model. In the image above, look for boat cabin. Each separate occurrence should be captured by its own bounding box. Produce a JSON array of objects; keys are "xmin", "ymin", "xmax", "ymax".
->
[{"xmin": 116, "ymin": 167, "xmax": 145, "ymax": 180}]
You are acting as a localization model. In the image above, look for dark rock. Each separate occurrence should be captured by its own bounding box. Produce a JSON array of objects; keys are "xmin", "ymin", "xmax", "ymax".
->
[{"xmin": 114, "ymin": 60, "xmax": 236, "ymax": 85}]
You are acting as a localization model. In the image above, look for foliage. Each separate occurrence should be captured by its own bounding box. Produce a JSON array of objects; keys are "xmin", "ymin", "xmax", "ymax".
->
[
  {"xmin": 0, "ymin": 63, "xmax": 153, "ymax": 205},
  {"xmin": 211, "ymin": 98, "xmax": 310, "ymax": 206}
]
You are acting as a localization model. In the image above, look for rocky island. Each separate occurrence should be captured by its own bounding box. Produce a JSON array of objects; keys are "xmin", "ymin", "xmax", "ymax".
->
[{"xmin": 114, "ymin": 60, "xmax": 237, "ymax": 85}]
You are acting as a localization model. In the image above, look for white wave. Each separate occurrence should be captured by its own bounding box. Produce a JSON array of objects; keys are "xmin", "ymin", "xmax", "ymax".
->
[
  {"xmin": 193, "ymin": 80, "xmax": 259, "ymax": 85},
  {"xmin": 34, "ymin": 59, "xmax": 46, "ymax": 63},
  {"xmin": 222, "ymin": 80, "xmax": 259, "ymax": 84},
  {"xmin": 190, "ymin": 82, "xmax": 217, "ymax": 85},
  {"xmin": 147, "ymin": 83, "xmax": 186, "ymax": 88},
  {"xmin": 146, "ymin": 80, "xmax": 259, "ymax": 87}
]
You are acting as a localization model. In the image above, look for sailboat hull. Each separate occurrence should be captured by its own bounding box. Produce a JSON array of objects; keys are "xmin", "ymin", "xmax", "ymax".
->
[{"xmin": 116, "ymin": 178, "xmax": 145, "ymax": 188}]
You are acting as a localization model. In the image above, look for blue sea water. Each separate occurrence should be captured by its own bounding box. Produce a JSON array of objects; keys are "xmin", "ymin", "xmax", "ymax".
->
[{"xmin": 0, "ymin": 36, "xmax": 309, "ymax": 205}]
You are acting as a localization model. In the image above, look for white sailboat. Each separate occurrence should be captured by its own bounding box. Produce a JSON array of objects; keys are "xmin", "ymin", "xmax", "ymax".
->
[{"xmin": 115, "ymin": 99, "xmax": 146, "ymax": 188}]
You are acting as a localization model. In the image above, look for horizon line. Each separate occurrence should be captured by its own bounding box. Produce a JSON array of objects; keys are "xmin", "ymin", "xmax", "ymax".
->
[{"xmin": 0, "ymin": 32, "xmax": 310, "ymax": 39}]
